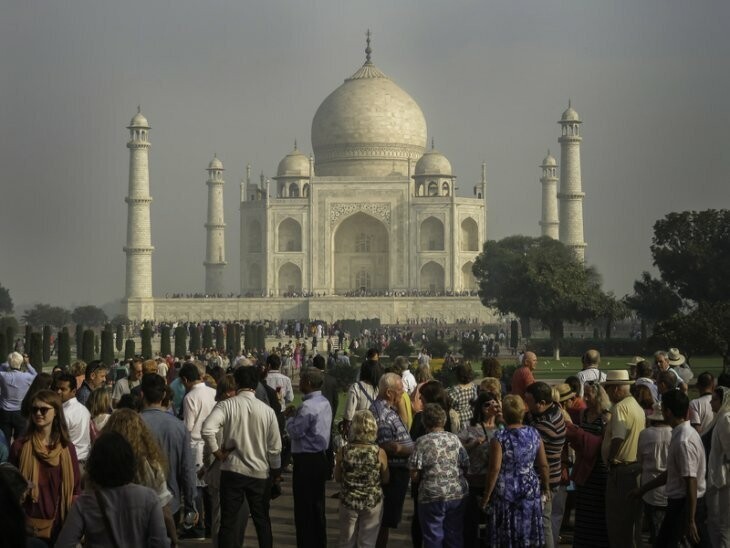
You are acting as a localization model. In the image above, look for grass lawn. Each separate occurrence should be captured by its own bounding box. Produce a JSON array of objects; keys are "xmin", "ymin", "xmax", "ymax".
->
[{"xmin": 532, "ymin": 355, "xmax": 725, "ymax": 380}]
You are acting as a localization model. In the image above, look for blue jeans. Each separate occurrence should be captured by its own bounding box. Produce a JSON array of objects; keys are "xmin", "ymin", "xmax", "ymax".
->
[{"xmin": 418, "ymin": 498, "xmax": 466, "ymax": 548}]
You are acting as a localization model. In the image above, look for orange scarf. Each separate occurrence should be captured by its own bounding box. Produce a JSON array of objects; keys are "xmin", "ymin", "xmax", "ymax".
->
[{"xmin": 18, "ymin": 435, "xmax": 75, "ymax": 520}]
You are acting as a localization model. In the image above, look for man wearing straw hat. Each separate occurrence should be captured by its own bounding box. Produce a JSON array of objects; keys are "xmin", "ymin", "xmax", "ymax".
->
[{"xmin": 601, "ymin": 369, "xmax": 645, "ymax": 548}]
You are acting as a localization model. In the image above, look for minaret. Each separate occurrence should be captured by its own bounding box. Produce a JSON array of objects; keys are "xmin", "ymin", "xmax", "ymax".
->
[
  {"xmin": 539, "ymin": 150, "xmax": 559, "ymax": 239},
  {"xmin": 124, "ymin": 107, "xmax": 154, "ymax": 301},
  {"xmin": 204, "ymin": 154, "xmax": 227, "ymax": 295},
  {"xmin": 558, "ymin": 101, "xmax": 586, "ymax": 261}
]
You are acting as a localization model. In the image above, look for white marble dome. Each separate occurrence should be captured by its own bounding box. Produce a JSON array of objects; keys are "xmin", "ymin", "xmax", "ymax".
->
[
  {"xmin": 560, "ymin": 105, "xmax": 580, "ymax": 122},
  {"xmin": 129, "ymin": 109, "xmax": 149, "ymax": 128},
  {"xmin": 208, "ymin": 155, "xmax": 224, "ymax": 170},
  {"xmin": 311, "ymin": 55, "xmax": 427, "ymax": 177},
  {"xmin": 542, "ymin": 151, "xmax": 557, "ymax": 166},
  {"xmin": 415, "ymin": 149, "xmax": 452, "ymax": 176},
  {"xmin": 277, "ymin": 147, "xmax": 309, "ymax": 177}
]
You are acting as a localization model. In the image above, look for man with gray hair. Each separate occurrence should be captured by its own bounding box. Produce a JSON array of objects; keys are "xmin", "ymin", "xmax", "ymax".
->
[
  {"xmin": 285, "ymin": 367, "xmax": 332, "ymax": 547},
  {"xmin": 370, "ymin": 372, "xmax": 414, "ymax": 547},
  {"xmin": 0, "ymin": 351, "xmax": 37, "ymax": 442},
  {"xmin": 576, "ymin": 349, "xmax": 606, "ymax": 397}
]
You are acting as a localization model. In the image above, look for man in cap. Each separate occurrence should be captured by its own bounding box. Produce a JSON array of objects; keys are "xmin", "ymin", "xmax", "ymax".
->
[{"xmin": 602, "ymin": 369, "xmax": 645, "ymax": 548}]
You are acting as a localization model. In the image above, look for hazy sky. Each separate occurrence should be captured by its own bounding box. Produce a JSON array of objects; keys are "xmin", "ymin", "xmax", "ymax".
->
[{"xmin": 1, "ymin": 1, "xmax": 728, "ymax": 314}]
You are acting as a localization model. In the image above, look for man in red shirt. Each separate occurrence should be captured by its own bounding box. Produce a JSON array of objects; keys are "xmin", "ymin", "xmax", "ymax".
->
[{"xmin": 511, "ymin": 351, "xmax": 537, "ymax": 399}]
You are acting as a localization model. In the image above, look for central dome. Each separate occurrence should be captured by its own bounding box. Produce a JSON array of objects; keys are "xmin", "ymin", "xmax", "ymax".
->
[{"xmin": 311, "ymin": 46, "xmax": 427, "ymax": 177}]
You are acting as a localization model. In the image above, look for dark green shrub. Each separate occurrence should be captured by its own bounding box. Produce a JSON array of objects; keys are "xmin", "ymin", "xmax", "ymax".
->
[
  {"xmin": 202, "ymin": 324, "xmax": 213, "ymax": 349},
  {"xmin": 174, "ymin": 325, "xmax": 187, "ymax": 358},
  {"xmin": 141, "ymin": 326, "xmax": 153, "ymax": 359},
  {"xmin": 427, "ymin": 339, "xmax": 451, "ymax": 358},
  {"xmin": 215, "ymin": 325, "xmax": 225, "ymax": 350},
  {"xmin": 101, "ymin": 329, "xmax": 114, "ymax": 365},
  {"xmin": 75, "ymin": 324, "xmax": 83, "ymax": 359},
  {"xmin": 42, "ymin": 325, "xmax": 51, "ymax": 363},
  {"xmin": 190, "ymin": 325, "xmax": 201, "ymax": 354},
  {"xmin": 82, "ymin": 329, "xmax": 95, "ymax": 362},
  {"xmin": 384, "ymin": 339, "xmax": 413, "ymax": 358},
  {"xmin": 160, "ymin": 325, "xmax": 171, "ymax": 356},
  {"xmin": 116, "ymin": 324, "xmax": 124, "ymax": 352},
  {"xmin": 29, "ymin": 332, "xmax": 42, "ymax": 371},
  {"xmin": 124, "ymin": 339, "xmax": 135, "ymax": 360},
  {"xmin": 461, "ymin": 338, "xmax": 483, "ymax": 361},
  {"xmin": 58, "ymin": 327, "xmax": 71, "ymax": 368}
]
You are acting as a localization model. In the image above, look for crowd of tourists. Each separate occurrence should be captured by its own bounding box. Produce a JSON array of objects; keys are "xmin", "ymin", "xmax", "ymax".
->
[{"xmin": 0, "ymin": 338, "xmax": 729, "ymax": 547}]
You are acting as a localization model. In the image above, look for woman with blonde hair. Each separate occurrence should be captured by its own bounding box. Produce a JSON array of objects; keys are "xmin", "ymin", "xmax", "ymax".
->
[
  {"xmin": 335, "ymin": 409, "xmax": 389, "ymax": 548},
  {"xmin": 9, "ymin": 389, "xmax": 81, "ymax": 544},
  {"xmin": 86, "ymin": 387, "xmax": 111, "ymax": 441},
  {"xmin": 102, "ymin": 408, "xmax": 177, "ymax": 545}
]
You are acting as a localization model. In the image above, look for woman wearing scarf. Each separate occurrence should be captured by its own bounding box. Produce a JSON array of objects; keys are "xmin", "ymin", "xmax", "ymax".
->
[
  {"xmin": 9, "ymin": 389, "xmax": 81, "ymax": 544},
  {"xmin": 706, "ymin": 386, "xmax": 730, "ymax": 548}
]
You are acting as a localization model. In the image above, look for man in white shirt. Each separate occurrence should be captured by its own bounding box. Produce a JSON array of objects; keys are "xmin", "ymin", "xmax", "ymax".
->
[
  {"xmin": 263, "ymin": 354, "xmax": 293, "ymax": 411},
  {"xmin": 634, "ymin": 389, "xmax": 709, "ymax": 547},
  {"xmin": 575, "ymin": 349, "xmax": 606, "ymax": 397},
  {"xmin": 689, "ymin": 372, "xmax": 715, "ymax": 434},
  {"xmin": 202, "ymin": 366, "xmax": 281, "ymax": 548},
  {"xmin": 53, "ymin": 373, "xmax": 91, "ymax": 463},
  {"xmin": 180, "ymin": 362, "xmax": 217, "ymax": 540},
  {"xmin": 112, "ymin": 357, "xmax": 143, "ymax": 407}
]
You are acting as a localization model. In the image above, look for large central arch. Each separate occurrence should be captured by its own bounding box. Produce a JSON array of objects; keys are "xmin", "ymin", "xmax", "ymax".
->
[{"xmin": 333, "ymin": 212, "xmax": 389, "ymax": 293}]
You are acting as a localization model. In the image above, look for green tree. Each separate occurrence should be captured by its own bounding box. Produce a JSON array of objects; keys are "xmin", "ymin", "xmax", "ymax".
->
[
  {"xmin": 42, "ymin": 325, "xmax": 52, "ymax": 363},
  {"xmin": 174, "ymin": 325, "xmax": 187, "ymax": 358},
  {"xmin": 25, "ymin": 324, "xmax": 32, "ymax": 350},
  {"xmin": 598, "ymin": 292, "xmax": 630, "ymax": 340},
  {"xmin": 141, "ymin": 326, "xmax": 153, "ymax": 359},
  {"xmin": 473, "ymin": 235, "xmax": 605, "ymax": 359},
  {"xmin": 215, "ymin": 325, "xmax": 225, "ymax": 350},
  {"xmin": 101, "ymin": 325, "xmax": 114, "ymax": 365},
  {"xmin": 651, "ymin": 210, "xmax": 730, "ymax": 303},
  {"xmin": 624, "ymin": 271, "xmax": 683, "ymax": 334},
  {"xmin": 82, "ymin": 329, "xmax": 95, "ymax": 363},
  {"xmin": 202, "ymin": 324, "xmax": 213, "ymax": 349},
  {"xmin": 29, "ymin": 332, "xmax": 42, "ymax": 371},
  {"xmin": 116, "ymin": 324, "xmax": 124, "ymax": 353},
  {"xmin": 71, "ymin": 305, "xmax": 108, "ymax": 327},
  {"xmin": 1, "ymin": 316, "xmax": 18, "ymax": 349},
  {"xmin": 0, "ymin": 333, "xmax": 6, "ymax": 361},
  {"xmin": 124, "ymin": 339, "xmax": 136, "ymax": 360},
  {"xmin": 160, "ymin": 325, "xmax": 171, "ymax": 356},
  {"xmin": 0, "ymin": 284, "xmax": 13, "ymax": 314},
  {"xmin": 256, "ymin": 324, "xmax": 266, "ymax": 352},
  {"xmin": 75, "ymin": 324, "xmax": 84, "ymax": 359},
  {"xmin": 22, "ymin": 304, "xmax": 71, "ymax": 329},
  {"xmin": 58, "ymin": 327, "xmax": 71, "ymax": 368},
  {"xmin": 189, "ymin": 324, "xmax": 201, "ymax": 354}
]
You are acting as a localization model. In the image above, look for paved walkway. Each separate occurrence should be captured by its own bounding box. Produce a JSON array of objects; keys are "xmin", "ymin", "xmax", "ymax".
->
[{"xmin": 179, "ymin": 469, "xmax": 413, "ymax": 547}]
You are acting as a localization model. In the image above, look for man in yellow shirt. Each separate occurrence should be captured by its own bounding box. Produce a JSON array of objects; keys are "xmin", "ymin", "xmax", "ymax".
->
[{"xmin": 601, "ymin": 370, "xmax": 646, "ymax": 548}]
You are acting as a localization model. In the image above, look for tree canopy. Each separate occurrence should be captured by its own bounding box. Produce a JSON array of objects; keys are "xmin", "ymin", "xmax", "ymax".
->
[
  {"xmin": 22, "ymin": 304, "xmax": 71, "ymax": 329},
  {"xmin": 71, "ymin": 305, "xmax": 108, "ymax": 327},
  {"xmin": 624, "ymin": 271, "xmax": 683, "ymax": 328},
  {"xmin": 651, "ymin": 209, "xmax": 730, "ymax": 303},
  {"xmin": 0, "ymin": 284, "xmax": 13, "ymax": 314},
  {"xmin": 473, "ymin": 235, "xmax": 605, "ymax": 356}
]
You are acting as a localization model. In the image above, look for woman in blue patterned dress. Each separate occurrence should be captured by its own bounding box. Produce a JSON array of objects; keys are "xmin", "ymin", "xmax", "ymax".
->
[{"xmin": 481, "ymin": 394, "xmax": 550, "ymax": 547}]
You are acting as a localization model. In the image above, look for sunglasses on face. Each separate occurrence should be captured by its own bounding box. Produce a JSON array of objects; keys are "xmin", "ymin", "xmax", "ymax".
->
[{"xmin": 32, "ymin": 406, "xmax": 53, "ymax": 416}]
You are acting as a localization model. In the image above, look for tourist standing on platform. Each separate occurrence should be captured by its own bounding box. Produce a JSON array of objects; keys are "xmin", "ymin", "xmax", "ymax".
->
[
  {"xmin": 371, "ymin": 372, "xmax": 414, "ymax": 548},
  {"xmin": 202, "ymin": 366, "xmax": 282, "ymax": 548},
  {"xmin": 335, "ymin": 409, "xmax": 389, "ymax": 548},
  {"xmin": 285, "ymin": 367, "xmax": 332, "ymax": 548}
]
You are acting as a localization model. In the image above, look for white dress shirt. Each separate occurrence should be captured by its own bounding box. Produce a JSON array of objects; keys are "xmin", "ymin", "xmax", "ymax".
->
[{"xmin": 62, "ymin": 397, "xmax": 91, "ymax": 462}]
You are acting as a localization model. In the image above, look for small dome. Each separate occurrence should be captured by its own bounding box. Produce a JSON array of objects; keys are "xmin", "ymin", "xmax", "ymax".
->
[
  {"xmin": 277, "ymin": 147, "xmax": 310, "ymax": 177},
  {"xmin": 560, "ymin": 105, "xmax": 580, "ymax": 122},
  {"xmin": 415, "ymin": 149, "xmax": 452, "ymax": 176},
  {"xmin": 542, "ymin": 151, "xmax": 557, "ymax": 166},
  {"xmin": 129, "ymin": 109, "xmax": 149, "ymax": 128},
  {"xmin": 208, "ymin": 155, "xmax": 223, "ymax": 170}
]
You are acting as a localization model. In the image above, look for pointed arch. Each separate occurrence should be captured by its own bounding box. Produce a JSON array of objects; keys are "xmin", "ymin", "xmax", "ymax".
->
[
  {"xmin": 460, "ymin": 218, "xmax": 479, "ymax": 251},
  {"xmin": 333, "ymin": 212, "xmax": 389, "ymax": 293},
  {"xmin": 278, "ymin": 263, "xmax": 302, "ymax": 295},
  {"xmin": 461, "ymin": 261, "xmax": 477, "ymax": 291},
  {"xmin": 278, "ymin": 218, "xmax": 302, "ymax": 252},
  {"xmin": 420, "ymin": 217, "xmax": 445, "ymax": 251},
  {"xmin": 420, "ymin": 262, "xmax": 445, "ymax": 293}
]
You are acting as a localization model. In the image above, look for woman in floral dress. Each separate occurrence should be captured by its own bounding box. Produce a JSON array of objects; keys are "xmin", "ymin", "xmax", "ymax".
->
[
  {"xmin": 482, "ymin": 394, "xmax": 550, "ymax": 547},
  {"xmin": 409, "ymin": 403, "xmax": 470, "ymax": 548}
]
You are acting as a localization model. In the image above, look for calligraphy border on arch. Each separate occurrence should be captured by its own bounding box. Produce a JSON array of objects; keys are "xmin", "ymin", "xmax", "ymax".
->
[{"xmin": 330, "ymin": 202, "xmax": 391, "ymax": 228}]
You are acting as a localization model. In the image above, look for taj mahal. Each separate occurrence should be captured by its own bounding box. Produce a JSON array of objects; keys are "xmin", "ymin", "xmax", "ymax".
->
[{"xmin": 123, "ymin": 36, "xmax": 586, "ymax": 323}]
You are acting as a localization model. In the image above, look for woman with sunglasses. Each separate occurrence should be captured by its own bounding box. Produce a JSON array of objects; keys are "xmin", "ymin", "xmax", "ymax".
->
[{"xmin": 9, "ymin": 389, "xmax": 81, "ymax": 544}]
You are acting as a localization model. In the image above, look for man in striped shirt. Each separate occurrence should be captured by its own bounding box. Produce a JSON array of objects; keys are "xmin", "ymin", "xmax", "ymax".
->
[{"xmin": 525, "ymin": 381, "xmax": 567, "ymax": 548}]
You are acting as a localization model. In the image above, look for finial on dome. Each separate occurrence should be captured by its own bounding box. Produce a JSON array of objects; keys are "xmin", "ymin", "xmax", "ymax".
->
[
  {"xmin": 431, "ymin": 138, "xmax": 435, "ymax": 150},
  {"xmin": 547, "ymin": 149, "xmax": 550, "ymax": 156},
  {"xmin": 365, "ymin": 29, "xmax": 372, "ymax": 63},
  {"xmin": 568, "ymin": 98, "xmax": 572, "ymax": 108},
  {"xmin": 137, "ymin": 105, "xmax": 141, "ymax": 113},
  {"xmin": 294, "ymin": 139, "xmax": 298, "ymax": 150}
]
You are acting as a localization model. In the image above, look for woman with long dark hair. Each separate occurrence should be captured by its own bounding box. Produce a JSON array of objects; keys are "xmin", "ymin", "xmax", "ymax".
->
[
  {"xmin": 55, "ymin": 431, "xmax": 169, "ymax": 547},
  {"xmin": 9, "ymin": 389, "xmax": 81, "ymax": 544}
]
